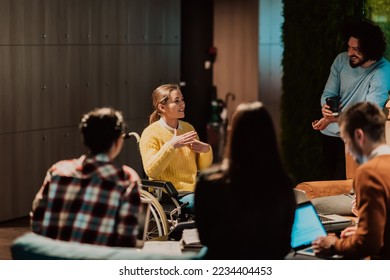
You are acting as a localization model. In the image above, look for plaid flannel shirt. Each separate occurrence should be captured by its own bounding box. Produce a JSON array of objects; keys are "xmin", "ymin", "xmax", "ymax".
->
[{"xmin": 31, "ymin": 154, "xmax": 141, "ymax": 247}]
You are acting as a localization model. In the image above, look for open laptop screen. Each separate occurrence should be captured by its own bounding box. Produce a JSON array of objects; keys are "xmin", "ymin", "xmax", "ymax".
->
[{"xmin": 291, "ymin": 201, "xmax": 327, "ymax": 250}]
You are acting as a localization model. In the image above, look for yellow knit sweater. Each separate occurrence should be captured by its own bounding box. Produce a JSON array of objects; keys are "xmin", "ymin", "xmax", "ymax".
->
[{"xmin": 139, "ymin": 120, "xmax": 213, "ymax": 192}]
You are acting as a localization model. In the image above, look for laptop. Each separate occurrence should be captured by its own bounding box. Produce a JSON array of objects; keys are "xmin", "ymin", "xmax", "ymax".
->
[
  {"xmin": 136, "ymin": 198, "xmax": 151, "ymax": 248},
  {"xmin": 293, "ymin": 189, "xmax": 352, "ymax": 232},
  {"xmin": 290, "ymin": 201, "xmax": 342, "ymax": 258}
]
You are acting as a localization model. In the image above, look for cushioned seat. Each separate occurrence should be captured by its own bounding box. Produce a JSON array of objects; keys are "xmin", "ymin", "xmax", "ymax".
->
[
  {"xmin": 11, "ymin": 232, "xmax": 206, "ymax": 260},
  {"xmin": 296, "ymin": 120, "xmax": 390, "ymax": 200},
  {"xmin": 294, "ymin": 121, "xmax": 390, "ymax": 220}
]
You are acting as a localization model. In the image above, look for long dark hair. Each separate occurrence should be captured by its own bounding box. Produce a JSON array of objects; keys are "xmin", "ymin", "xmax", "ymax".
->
[{"xmin": 226, "ymin": 101, "xmax": 291, "ymax": 187}]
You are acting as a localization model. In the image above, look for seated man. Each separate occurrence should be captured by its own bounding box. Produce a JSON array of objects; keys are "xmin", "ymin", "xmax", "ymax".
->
[
  {"xmin": 313, "ymin": 102, "xmax": 390, "ymax": 259},
  {"xmin": 311, "ymin": 97, "xmax": 390, "ymax": 217},
  {"xmin": 31, "ymin": 107, "xmax": 141, "ymax": 247}
]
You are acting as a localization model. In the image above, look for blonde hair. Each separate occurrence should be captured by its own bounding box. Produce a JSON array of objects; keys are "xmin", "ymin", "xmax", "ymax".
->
[{"xmin": 149, "ymin": 84, "xmax": 181, "ymax": 124}]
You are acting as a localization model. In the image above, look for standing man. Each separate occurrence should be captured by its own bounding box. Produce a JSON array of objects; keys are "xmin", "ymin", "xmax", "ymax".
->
[
  {"xmin": 313, "ymin": 102, "xmax": 390, "ymax": 259},
  {"xmin": 31, "ymin": 107, "xmax": 141, "ymax": 247},
  {"xmin": 312, "ymin": 18, "xmax": 390, "ymax": 180}
]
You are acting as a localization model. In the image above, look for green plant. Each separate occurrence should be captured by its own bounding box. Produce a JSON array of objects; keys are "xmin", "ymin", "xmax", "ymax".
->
[{"xmin": 365, "ymin": 0, "xmax": 390, "ymax": 60}]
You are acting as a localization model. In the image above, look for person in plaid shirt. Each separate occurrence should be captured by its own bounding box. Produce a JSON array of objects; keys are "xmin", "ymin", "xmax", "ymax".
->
[{"xmin": 31, "ymin": 107, "xmax": 141, "ymax": 247}]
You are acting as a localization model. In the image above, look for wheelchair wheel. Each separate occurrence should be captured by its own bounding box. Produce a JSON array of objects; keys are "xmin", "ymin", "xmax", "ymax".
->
[{"xmin": 140, "ymin": 189, "xmax": 169, "ymax": 239}]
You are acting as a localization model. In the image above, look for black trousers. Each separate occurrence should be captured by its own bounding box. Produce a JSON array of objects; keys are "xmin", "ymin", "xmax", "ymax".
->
[{"xmin": 321, "ymin": 134, "xmax": 346, "ymax": 180}]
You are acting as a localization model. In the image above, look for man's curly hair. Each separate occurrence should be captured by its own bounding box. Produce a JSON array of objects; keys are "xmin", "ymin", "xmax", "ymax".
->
[{"xmin": 342, "ymin": 18, "xmax": 387, "ymax": 61}]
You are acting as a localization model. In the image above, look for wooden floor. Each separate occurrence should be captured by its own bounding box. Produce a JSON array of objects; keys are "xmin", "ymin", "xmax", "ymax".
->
[{"xmin": 0, "ymin": 216, "xmax": 30, "ymax": 260}]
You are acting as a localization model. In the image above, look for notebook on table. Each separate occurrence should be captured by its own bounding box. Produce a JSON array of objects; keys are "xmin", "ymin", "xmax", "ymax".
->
[
  {"xmin": 293, "ymin": 189, "xmax": 352, "ymax": 232},
  {"xmin": 290, "ymin": 201, "xmax": 343, "ymax": 258}
]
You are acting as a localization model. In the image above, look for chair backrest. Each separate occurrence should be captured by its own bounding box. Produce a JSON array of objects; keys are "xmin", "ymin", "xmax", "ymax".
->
[{"xmin": 346, "ymin": 120, "xmax": 390, "ymax": 179}]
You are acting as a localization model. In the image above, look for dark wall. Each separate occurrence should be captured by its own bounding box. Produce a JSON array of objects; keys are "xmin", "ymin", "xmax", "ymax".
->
[
  {"xmin": 0, "ymin": 0, "xmax": 181, "ymax": 221},
  {"xmin": 180, "ymin": 0, "xmax": 214, "ymax": 141}
]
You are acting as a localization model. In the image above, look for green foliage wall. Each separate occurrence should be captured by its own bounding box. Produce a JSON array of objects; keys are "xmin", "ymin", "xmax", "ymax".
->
[
  {"xmin": 365, "ymin": 0, "xmax": 390, "ymax": 60},
  {"xmin": 281, "ymin": 0, "xmax": 357, "ymax": 183}
]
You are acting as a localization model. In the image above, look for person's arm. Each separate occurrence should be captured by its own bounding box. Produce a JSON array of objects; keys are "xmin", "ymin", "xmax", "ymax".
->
[
  {"xmin": 183, "ymin": 122, "xmax": 213, "ymax": 170},
  {"xmin": 334, "ymin": 167, "xmax": 386, "ymax": 258},
  {"xmin": 116, "ymin": 168, "xmax": 141, "ymax": 247},
  {"xmin": 193, "ymin": 138, "xmax": 213, "ymax": 170},
  {"xmin": 30, "ymin": 171, "xmax": 52, "ymax": 233},
  {"xmin": 313, "ymin": 167, "xmax": 386, "ymax": 258},
  {"xmin": 365, "ymin": 65, "xmax": 390, "ymax": 108},
  {"xmin": 312, "ymin": 117, "xmax": 333, "ymax": 130},
  {"xmin": 139, "ymin": 126, "xmax": 176, "ymax": 178},
  {"xmin": 312, "ymin": 54, "xmax": 343, "ymax": 131},
  {"xmin": 321, "ymin": 54, "xmax": 343, "ymax": 108}
]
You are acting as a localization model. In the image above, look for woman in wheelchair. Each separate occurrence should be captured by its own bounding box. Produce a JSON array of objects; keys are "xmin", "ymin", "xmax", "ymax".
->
[{"xmin": 139, "ymin": 83, "xmax": 213, "ymax": 214}]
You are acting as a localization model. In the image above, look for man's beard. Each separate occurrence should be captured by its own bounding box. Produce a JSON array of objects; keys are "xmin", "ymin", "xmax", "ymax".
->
[
  {"xmin": 349, "ymin": 56, "xmax": 369, "ymax": 68},
  {"xmin": 349, "ymin": 142, "xmax": 366, "ymax": 165}
]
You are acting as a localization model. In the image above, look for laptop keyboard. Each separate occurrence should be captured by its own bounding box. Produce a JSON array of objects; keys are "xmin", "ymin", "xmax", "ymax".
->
[{"xmin": 318, "ymin": 215, "xmax": 333, "ymax": 222}]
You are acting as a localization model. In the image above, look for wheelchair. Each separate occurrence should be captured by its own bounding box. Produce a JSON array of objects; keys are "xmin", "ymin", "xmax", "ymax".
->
[{"xmin": 124, "ymin": 132, "xmax": 196, "ymax": 240}]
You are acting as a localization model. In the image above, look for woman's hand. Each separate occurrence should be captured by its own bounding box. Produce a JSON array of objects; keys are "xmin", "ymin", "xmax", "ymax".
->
[
  {"xmin": 189, "ymin": 140, "xmax": 211, "ymax": 153},
  {"xmin": 169, "ymin": 129, "xmax": 210, "ymax": 153},
  {"xmin": 169, "ymin": 129, "xmax": 197, "ymax": 149}
]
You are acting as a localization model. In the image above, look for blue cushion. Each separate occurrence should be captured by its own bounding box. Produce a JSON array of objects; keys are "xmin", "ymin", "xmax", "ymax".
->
[{"xmin": 11, "ymin": 232, "xmax": 205, "ymax": 260}]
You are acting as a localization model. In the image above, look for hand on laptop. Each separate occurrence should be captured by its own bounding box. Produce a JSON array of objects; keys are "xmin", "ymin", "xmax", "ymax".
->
[{"xmin": 312, "ymin": 235, "xmax": 338, "ymax": 257}]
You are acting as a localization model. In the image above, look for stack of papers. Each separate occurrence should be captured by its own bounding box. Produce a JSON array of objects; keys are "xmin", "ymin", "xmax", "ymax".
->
[
  {"xmin": 142, "ymin": 241, "xmax": 182, "ymax": 255},
  {"xmin": 182, "ymin": 228, "xmax": 202, "ymax": 248}
]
